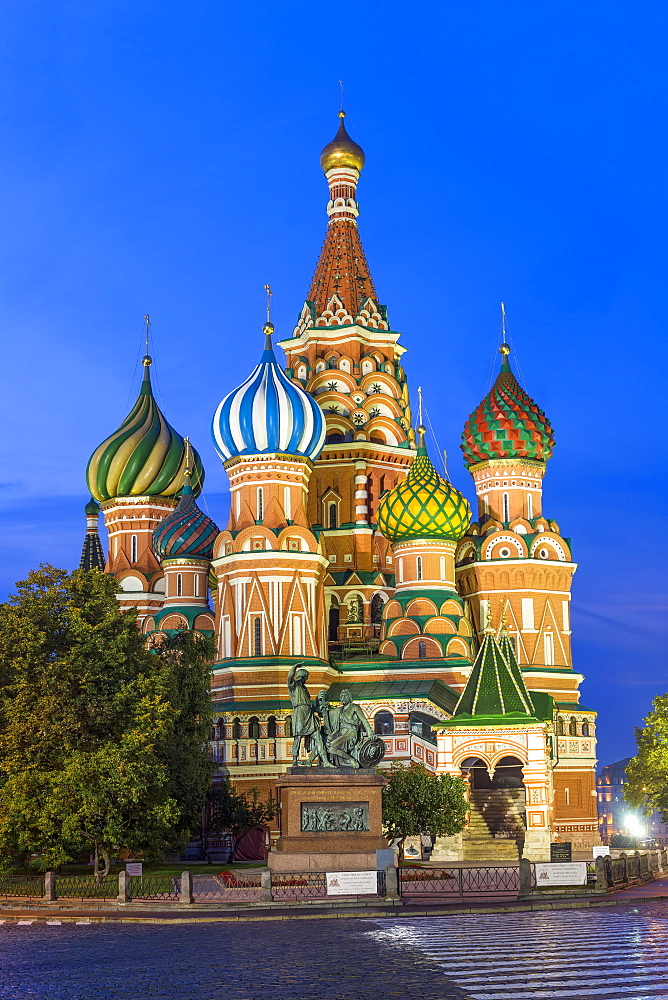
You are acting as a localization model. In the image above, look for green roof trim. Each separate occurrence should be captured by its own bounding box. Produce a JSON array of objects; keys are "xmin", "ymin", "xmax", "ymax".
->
[
  {"xmin": 326, "ymin": 678, "xmax": 459, "ymax": 716},
  {"xmin": 556, "ymin": 701, "xmax": 597, "ymax": 713},
  {"xmin": 443, "ymin": 711, "xmax": 540, "ymax": 729}
]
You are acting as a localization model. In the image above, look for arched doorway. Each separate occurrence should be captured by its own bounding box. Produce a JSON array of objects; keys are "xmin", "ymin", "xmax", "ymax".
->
[
  {"xmin": 328, "ymin": 601, "xmax": 339, "ymax": 643},
  {"xmin": 459, "ymin": 754, "xmax": 526, "ymax": 857}
]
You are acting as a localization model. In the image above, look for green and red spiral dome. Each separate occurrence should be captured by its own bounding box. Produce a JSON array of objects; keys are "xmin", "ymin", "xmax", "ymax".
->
[{"xmin": 461, "ymin": 346, "xmax": 555, "ymax": 468}]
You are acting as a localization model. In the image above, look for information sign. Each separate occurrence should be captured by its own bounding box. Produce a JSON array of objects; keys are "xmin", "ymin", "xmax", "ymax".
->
[
  {"xmin": 125, "ymin": 863, "xmax": 143, "ymax": 877},
  {"xmin": 535, "ymin": 862, "xmax": 587, "ymax": 887},
  {"xmin": 326, "ymin": 870, "xmax": 377, "ymax": 895},
  {"xmin": 593, "ymin": 845, "xmax": 611, "ymax": 858},
  {"xmin": 550, "ymin": 842, "xmax": 572, "ymax": 862}
]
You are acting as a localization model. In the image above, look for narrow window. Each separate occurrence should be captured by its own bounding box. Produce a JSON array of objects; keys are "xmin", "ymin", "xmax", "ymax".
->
[
  {"xmin": 502, "ymin": 492, "xmax": 510, "ymax": 522},
  {"xmin": 398, "ymin": 558, "xmax": 404, "ymax": 583},
  {"xmin": 248, "ymin": 717, "xmax": 260, "ymax": 739},
  {"xmin": 416, "ymin": 556, "xmax": 423, "ymax": 581},
  {"xmin": 557, "ymin": 717, "xmax": 564, "ymax": 736},
  {"xmin": 439, "ymin": 556, "xmax": 446, "ymax": 581},
  {"xmin": 176, "ymin": 573, "xmax": 182, "ymax": 597},
  {"xmin": 483, "ymin": 494, "xmax": 489, "ymax": 515},
  {"xmin": 564, "ymin": 787, "xmax": 570, "ymax": 806},
  {"xmin": 256, "ymin": 487, "xmax": 264, "ymax": 521},
  {"xmin": 233, "ymin": 717, "xmax": 241, "ymax": 740},
  {"xmin": 253, "ymin": 616, "xmax": 262, "ymax": 656},
  {"xmin": 569, "ymin": 716, "xmax": 577, "ymax": 736},
  {"xmin": 374, "ymin": 711, "xmax": 394, "ymax": 735},
  {"xmin": 283, "ymin": 486, "xmax": 291, "ymax": 520},
  {"xmin": 194, "ymin": 575, "xmax": 199, "ymax": 598},
  {"xmin": 418, "ymin": 640, "xmax": 427, "ymax": 659},
  {"xmin": 328, "ymin": 502, "xmax": 337, "ymax": 529},
  {"xmin": 267, "ymin": 716, "xmax": 277, "ymax": 738},
  {"xmin": 582, "ymin": 721, "xmax": 589, "ymax": 737},
  {"xmin": 235, "ymin": 490, "xmax": 240, "ymax": 518},
  {"xmin": 544, "ymin": 632, "xmax": 554, "ymax": 665},
  {"xmin": 131, "ymin": 535, "xmax": 138, "ymax": 563},
  {"xmin": 526, "ymin": 492, "xmax": 533, "ymax": 519},
  {"xmin": 521, "ymin": 598, "xmax": 535, "ymax": 631},
  {"xmin": 562, "ymin": 601, "xmax": 570, "ymax": 631},
  {"xmin": 292, "ymin": 615, "xmax": 302, "ymax": 655}
]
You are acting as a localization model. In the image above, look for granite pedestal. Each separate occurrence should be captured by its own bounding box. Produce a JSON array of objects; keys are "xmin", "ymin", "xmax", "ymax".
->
[{"xmin": 267, "ymin": 767, "xmax": 388, "ymax": 872}]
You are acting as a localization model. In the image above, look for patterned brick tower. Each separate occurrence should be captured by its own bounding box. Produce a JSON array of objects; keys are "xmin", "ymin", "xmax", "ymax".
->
[
  {"xmin": 456, "ymin": 339, "xmax": 599, "ymax": 848},
  {"xmin": 277, "ymin": 112, "xmax": 415, "ymax": 651},
  {"xmin": 209, "ymin": 321, "xmax": 338, "ymax": 791},
  {"xmin": 86, "ymin": 350, "xmax": 204, "ymax": 623},
  {"xmin": 79, "ymin": 497, "xmax": 106, "ymax": 571}
]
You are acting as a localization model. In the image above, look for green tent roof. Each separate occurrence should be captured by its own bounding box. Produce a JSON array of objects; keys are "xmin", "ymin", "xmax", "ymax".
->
[{"xmin": 449, "ymin": 629, "xmax": 538, "ymax": 726}]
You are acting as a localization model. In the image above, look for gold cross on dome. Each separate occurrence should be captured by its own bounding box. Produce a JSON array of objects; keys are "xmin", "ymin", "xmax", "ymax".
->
[{"xmin": 264, "ymin": 284, "xmax": 272, "ymax": 323}]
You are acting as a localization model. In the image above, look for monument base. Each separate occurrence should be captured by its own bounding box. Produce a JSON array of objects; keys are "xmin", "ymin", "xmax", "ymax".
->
[{"xmin": 267, "ymin": 769, "xmax": 388, "ymax": 873}]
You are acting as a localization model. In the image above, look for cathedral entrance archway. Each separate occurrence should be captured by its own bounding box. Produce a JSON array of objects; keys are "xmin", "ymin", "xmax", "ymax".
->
[{"xmin": 460, "ymin": 755, "xmax": 526, "ymax": 856}]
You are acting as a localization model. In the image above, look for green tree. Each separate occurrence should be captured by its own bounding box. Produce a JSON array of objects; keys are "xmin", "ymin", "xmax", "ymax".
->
[
  {"xmin": 382, "ymin": 762, "xmax": 468, "ymax": 859},
  {"xmin": 208, "ymin": 782, "xmax": 276, "ymax": 841},
  {"xmin": 0, "ymin": 565, "xmax": 214, "ymax": 877},
  {"xmin": 625, "ymin": 694, "xmax": 668, "ymax": 820}
]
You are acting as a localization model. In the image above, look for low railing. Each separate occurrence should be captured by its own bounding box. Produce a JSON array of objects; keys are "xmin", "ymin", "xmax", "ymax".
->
[
  {"xmin": 0, "ymin": 875, "xmax": 44, "ymax": 898},
  {"xmin": 399, "ymin": 865, "xmax": 523, "ymax": 898},
  {"xmin": 54, "ymin": 875, "xmax": 117, "ymax": 899},
  {"xmin": 129, "ymin": 876, "xmax": 180, "ymax": 901},
  {"xmin": 193, "ymin": 871, "xmax": 263, "ymax": 902}
]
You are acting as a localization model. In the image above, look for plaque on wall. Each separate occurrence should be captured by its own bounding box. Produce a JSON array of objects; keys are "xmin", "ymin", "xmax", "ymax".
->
[
  {"xmin": 550, "ymin": 842, "xmax": 572, "ymax": 862},
  {"xmin": 301, "ymin": 801, "xmax": 370, "ymax": 832}
]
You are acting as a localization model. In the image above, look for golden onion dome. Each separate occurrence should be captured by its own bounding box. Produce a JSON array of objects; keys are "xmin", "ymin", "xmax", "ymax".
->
[
  {"xmin": 377, "ymin": 428, "xmax": 471, "ymax": 543},
  {"xmin": 320, "ymin": 111, "xmax": 366, "ymax": 173}
]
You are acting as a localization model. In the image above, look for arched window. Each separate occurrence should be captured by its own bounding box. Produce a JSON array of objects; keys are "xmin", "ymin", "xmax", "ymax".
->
[
  {"xmin": 328, "ymin": 503, "xmax": 338, "ymax": 529},
  {"xmin": 253, "ymin": 617, "xmax": 262, "ymax": 656},
  {"xmin": 235, "ymin": 490, "xmax": 241, "ymax": 518},
  {"xmin": 374, "ymin": 710, "xmax": 394, "ymax": 735},
  {"xmin": 248, "ymin": 717, "xmax": 260, "ymax": 739},
  {"xmin": 233, "ymin": 717, "xmax": 242, "ymax": 740},
  {"xmin": 283, "ymin": 486, "xmax": 292, "ymax": 521},
  {"xmin": 256, "ymin": 487, "xmax": 264, "ymax": 521},
  {"xmin": 326, "ymin": 432, "xmax": 344, "ymax": 444},
  {"xmin": 544, "ymin": 631, "xmax": 554, "ymax": 665},
  {"xmin": 526, "ymin": 492, "xmax": 533, "ymax": 519},
  {"xmin": 416, "ymin": 556, "xmax": 423, "ymax": 581},
  {"xmin": 582, "ymin": 720, "xmax": 590, "ymax": 737},
  {"xmin": 439, "ymin": 556, "xmax": 446, "ymax": 581},
  {"xmin": 267, "ymin": 716, "xmax": 277, "ymax": 738},
  {"xmin": 418, "ymin": 640, "xmax": 427, "ymax": 659},
  {"xmin": 397, "ymin": 558, "xmax": 403, "ymax": 583},
  {"xmin": 483, "ymin": 495, "xmax": 489, "ymax": 516},
  {"xmin": 131, "ymin": 535, "xmax": 138, "ymax": 563},
  {"xmin": 370, "ymin": 594, "xmax": 384, "ymax": 624},
  {"xmin": 284, "ymin": 717, "xmax": 292, "ymax": 737},
  {"xmin": 176, "ymin": 573, "xmax": 183, "ymax": 597},
  {"xmin": 569, "ymin": 717, "xmax": 577, "ymax": 736},
  {"xmin": 194, "ymin": 574, "xmax": 199, "ymax": 598},
  {"xmin": 502, "ymin": 492, "xmax": 510, "ymax": 522},
  {"xmin": 557, "ymin": 717, "xmax": 564, "ymax": 736},
  {"xmin": 328, "ymin": 601, "xmax": 339, "ymax": 642}
]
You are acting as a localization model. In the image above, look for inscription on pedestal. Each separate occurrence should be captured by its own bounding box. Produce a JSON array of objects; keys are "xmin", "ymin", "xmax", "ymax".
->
[{"xmin": 301, "ymin": 801, "xmax": 369, "ymax": 832}]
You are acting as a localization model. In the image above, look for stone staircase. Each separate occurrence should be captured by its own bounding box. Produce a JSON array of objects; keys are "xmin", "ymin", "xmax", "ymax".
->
[{"xmin": 462, "ymin": 789, "xmax": 526, "ymax": 862}]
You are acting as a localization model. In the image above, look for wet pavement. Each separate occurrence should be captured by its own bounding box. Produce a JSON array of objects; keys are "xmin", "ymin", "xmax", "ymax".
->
[{"xmin": 1, "ymin": 901, "xmax": 668, "ymax": 998}]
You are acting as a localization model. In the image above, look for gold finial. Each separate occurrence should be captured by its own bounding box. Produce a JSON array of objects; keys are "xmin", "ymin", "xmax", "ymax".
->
[
  {"xmin": 417, "ymin": 386, "xmax": 424, "ymax": 425},
  {"xmin": 142, "ymin": 314, "xmax": 152, "ymax": 366},
  {"xmin": 484, "ymin": 604, "xmax": 495, "ymax": 634},
  {"xmin": 499, "ymin": 302, "xmax": 511, "ymax": 358},
  {"xmin": 500, "ymin": 608, "xmax": 508, "ymax": 633},
  {"xmin": 263, "ymin": 284, "xmax": 274, "ymax": 338},
  {"xmin": 184, "ymin": 436, "xmax": 192, "ymax": 477}
]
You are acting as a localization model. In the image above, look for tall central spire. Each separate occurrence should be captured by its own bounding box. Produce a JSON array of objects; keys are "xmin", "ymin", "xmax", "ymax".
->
[{"xmin": 294, "ymin": 112, "xmax": 387, "ymax": 335}]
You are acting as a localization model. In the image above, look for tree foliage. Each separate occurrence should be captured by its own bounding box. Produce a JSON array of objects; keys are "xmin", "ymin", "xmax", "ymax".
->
[
  {"xmin": 208, "ymin": 782, "xmax": 276, "ymax": 839},
  {"xmin": 382, "ymin": 762, "xmax": 468, "ymax": 857},
  {"xmin": 625, "ymin": 694, "xmax": 668, "ymax": 819},
  {"xmin": 0, "ymin": 565, "xmax": 214, "ymax": 876}
]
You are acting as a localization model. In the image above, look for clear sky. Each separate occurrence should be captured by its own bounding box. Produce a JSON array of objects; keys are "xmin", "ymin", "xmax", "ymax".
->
[{"xmin": 1, "ymin": 1, "xmax": 666, "ymax": 766}]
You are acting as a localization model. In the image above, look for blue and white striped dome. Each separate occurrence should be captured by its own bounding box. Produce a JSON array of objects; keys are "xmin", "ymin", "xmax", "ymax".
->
[{"xmin": 212, "ymin": 325, "xmax": 326, "ymax": 463}]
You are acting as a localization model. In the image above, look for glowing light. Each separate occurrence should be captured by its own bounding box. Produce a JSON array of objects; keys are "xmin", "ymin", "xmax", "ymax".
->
[{"xmin": 625, "ymin": 813, "xmax": 646, "ymax": 838}]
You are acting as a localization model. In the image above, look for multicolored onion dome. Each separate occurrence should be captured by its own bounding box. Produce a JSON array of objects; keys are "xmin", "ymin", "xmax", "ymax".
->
[
  {"xmin": 320, "ymin": 111, "xmax": 366, "ymax": 173},
  {"xmin": 86, "ymin": 359, "xmax": 204, "ymax": 502},
  {"xmin": 152, "ymin": 474, "xmax": 218, "ymax": 561},
  {"xmin": 212, "ymin": 324, "xmax": 326, "ymax": 463},
  {"xmin": 377, "ymin": 429, "xmax": 471, "ymax": 543},
  {"xmin": 461, "ymin": 345, "xmax": 555, "ymax": 468}
]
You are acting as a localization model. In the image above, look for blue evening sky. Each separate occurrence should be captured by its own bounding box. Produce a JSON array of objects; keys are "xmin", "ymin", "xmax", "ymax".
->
[{"xmin": 1, "ymin": 1, "xmax": 666, "ymax": 766}]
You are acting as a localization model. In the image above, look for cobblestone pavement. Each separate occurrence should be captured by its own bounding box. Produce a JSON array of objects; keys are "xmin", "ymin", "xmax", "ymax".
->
[
  {"xmin": 0, "ymin": 917, "xmax": 469, "ymax": 1000},
  {"xmin": 374, "ymin": 902, "xmax": 668, "ymax": 998},
  {"xmin": 3, "ymin": 903, "xmax": 668, "ymax": 999}
]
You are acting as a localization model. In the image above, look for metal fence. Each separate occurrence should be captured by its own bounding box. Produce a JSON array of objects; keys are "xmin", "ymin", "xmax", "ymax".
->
[
  {"xmin": 193, "ymin": 872, "xmax": 264, "ymax": 903},
  {"xmin": 54, "ymin": 875, "xmax": 117, "ymax": 899},
  {"xmin": 399, "ymin": 865, "xmax": 523, "ymax": 898},
  {"xmin": 270, "ymin": 870, "xmax": 386, "ymax": 901},
  {"xmin": 0, "ymin": 875, "xmax": 44, "ymax": 898},
  {"xmin": 129, "ymin": 876, "xmax": 180, "ymax": 901}
]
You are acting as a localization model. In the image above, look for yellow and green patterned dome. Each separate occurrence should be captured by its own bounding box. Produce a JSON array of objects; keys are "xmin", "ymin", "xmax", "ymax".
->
[
  {"xmin": 86, "ymin": 357, "xmax": 204, "ymax": 502},
  {"xmin": 377, "ymin": 429, "xmax": 471, "ymax": 543}
]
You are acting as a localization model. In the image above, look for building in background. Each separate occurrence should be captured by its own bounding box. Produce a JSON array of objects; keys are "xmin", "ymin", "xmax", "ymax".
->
[
  {"xmin": 82, "ymin": 114, "xmax": 600, "ymax": 859},
  {"xmin": 597, "ymin": 758, "xmax": 668, "ymax": 845}
]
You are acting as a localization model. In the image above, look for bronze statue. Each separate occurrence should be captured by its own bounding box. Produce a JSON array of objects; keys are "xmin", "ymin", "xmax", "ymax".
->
[{"xmin": 287, "ymin": 663, "xmax": 332, "ymax": 767}]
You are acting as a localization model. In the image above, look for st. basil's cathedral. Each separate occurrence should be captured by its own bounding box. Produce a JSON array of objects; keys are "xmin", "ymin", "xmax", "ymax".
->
[{"xmin": 81, "ymin": 113, "xmax": 599, "ymax": 860}]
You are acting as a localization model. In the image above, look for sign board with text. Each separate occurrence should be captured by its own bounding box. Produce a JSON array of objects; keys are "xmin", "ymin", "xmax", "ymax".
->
[
  {"xmin": 550, "ymin": 842, "xmax": 572, "ymax": 862},
  {"xmin": 593, "ymin": 845, "xmax": 611, "ymax": 858},
  {"xmin": 535, "ymin": 862, "xmax": 587, "ymax": 887},
  {"xmin": 125, "ymin": 863, "xmax": 143, "ymax": 877},
  {"xmin": 326, "ymin": 870, "xmax": 377, "ymax": 895}
]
